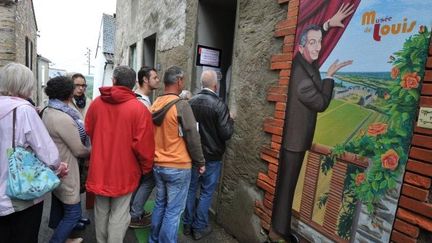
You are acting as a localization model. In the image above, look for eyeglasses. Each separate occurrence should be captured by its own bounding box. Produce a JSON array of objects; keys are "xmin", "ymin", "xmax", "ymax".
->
[{"xmin": 75, "ymin": 84, "xmax": 87, "ymax": 88}]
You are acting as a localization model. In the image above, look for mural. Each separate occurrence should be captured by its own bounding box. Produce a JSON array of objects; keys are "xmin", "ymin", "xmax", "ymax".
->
[{"xmin": 276, "ymin": 0, "xmax": 431, "ymax": 242}]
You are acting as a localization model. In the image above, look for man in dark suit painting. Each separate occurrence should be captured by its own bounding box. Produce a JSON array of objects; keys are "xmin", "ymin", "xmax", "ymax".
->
[{"xmin": 269, "ymin": 23, "xmax": 353, "ymax": 243}]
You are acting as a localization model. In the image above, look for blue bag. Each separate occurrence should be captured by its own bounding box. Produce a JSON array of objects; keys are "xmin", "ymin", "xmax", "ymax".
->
[{"xmin": 5, "ymin": 108, "xmax": 60, "ymax": 200}]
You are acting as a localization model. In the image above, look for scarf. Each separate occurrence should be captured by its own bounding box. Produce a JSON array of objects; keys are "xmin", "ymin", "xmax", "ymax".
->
[
  {"xmin": 48, "ymin": 99, "xmax": 89, "ymax": 146},
  {"xmin": 74, "ymin": 95, "xmax": 86, "ymax": 109}
]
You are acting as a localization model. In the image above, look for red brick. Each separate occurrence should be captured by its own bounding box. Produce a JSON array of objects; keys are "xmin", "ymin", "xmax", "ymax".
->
[
  {"xmin": 271, "ymin": 142, "xmax": 281, "ymax": 150},
  {"xmin": 260, "ymin": 219, "xmax": 270, "ymax": 231},
  {"xmin": 258, "ymin": 172, "xmax": 276, "ymax": 187},
  {"xmin": 276, "ymin": 17, "xmax": 297, "ymax": 30},
  {"xmin": 255, "ymin": 199, "xmax": 272, "ymax": 216},
  {"xmin": 391, "ymin": 229, "xmax": 417, "ymax": 243},
  {"xmin": 401, "ymin": 183, "xmax": 429, "ymax": 201},
  {"xmin": 268, "ymin": 170, "xmax": 277, "ymax": 180},
  {"xmin": 404, "ymin": 171, "xmax": 431, "ymax": 189},
  {"xmin": 260, "ymin": 152, "xmax": 279, "ymax": 165},
  {"xmin": 424, "ymin": 70, "xmax": 432, "ymax": 82},
  {"xmin": 279, "ymin": 69, "xmax": 291, "ymax": 78},
  {"xmin": 275, "ymin": 102, "xmax": 286, "ymax": 111},
  {"xmin": 271, "ymin": 53, "xmax": 292, "ymax": 62},
  {"xmin": 420, "ymin": 96, "xmax": 432, "ymax": 107},
  {"xmin": 254, "ymin": 205, "xmax": 271, "ymax": 223},
  {"xmin": 271, "ymin": 61, "xmax": 291, "ymax": 70},
  {"xmin": 394, "ymin": 219, "xmax": 420, "ymax": 238},
  {"xmin": 406, "ymin": 159, "xmax": 432, "ymax": 177},
  {"xmin": 421, "ymin": 83, "xmax": 432, "ymax": 95},
  {"xmin": 268, "ymin": 163, "xmax": 278, "ymax": 173},
  {"xmin": 399, "ymin": 195, "xmax": 432, "ymax": 218},
  {"xmin": 267, "ymin": 93, "xmax": 287, "ymax": 102},
  {"xmin": 263, "ymin": 198, "xmax": 273, "ymax": 210},
  {"xmin": 284, "ymin": 35, "xmax": 295, "ymax": 44},
  {"xmin": 287, "ymin": 5, "xmax": 298, "ymax": 18},
  {"xmin": 283, "ymin": 43, "xmax": 295, "ymax": 53},
  {"xmin": 274, "ymin": 111, "xmax": 285, "ymax": 119},
  {"xmin": 271, "ymin": 135, "xmax": 282, "ymax": 144},
  {"xmin": 264, "ymin": 117, "xmax": 284, "ymax": 128},
  {"xmin": 397, "ymin": 208, "xmax": 432, "ymax": 232},
  {"xmin": 262, "ymin": 145, "xmax": 280, "ymax": 158},
  {"xmin": 427, "ymin": 57, "xmax": 432, "ymax": 68},
  {"xmin": 279, "ymin": 77, "xmax": 289, "ymax": 85},
  {"xmin": 275, "ymin": 27, "xmax": 296, "ymax": 37},
  {"xmin": 409, "ymin": 146, "xmax": 432, "ymax": 163},
  {"xmin": 411, "ymin": 134, "xmax": 432, "ymax": 149},
  {"xmin": 257, "ymin": 179, "xmax": 275, "ymax": 194},
  {"xmin": 268, "ymin": 85, "xmax": 288, "ymax": 95},
  {"xmin": 288, "ymin": 0, "xmax": 299, "ymax": 8},
  {"xmin": 414, "ymin": 126, "xmax": 432, "ymax": 136}
]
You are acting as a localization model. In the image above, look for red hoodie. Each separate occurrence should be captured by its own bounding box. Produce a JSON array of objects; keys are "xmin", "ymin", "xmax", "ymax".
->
[{"xmin": 85, "ymin": 86, "xmax": 154, "ymax": 197}]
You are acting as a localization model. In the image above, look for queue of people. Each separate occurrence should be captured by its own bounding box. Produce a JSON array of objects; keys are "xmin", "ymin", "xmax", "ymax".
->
[{"xmin": 0, "ymin": 62, "xmax": 234, "ymax": 243}]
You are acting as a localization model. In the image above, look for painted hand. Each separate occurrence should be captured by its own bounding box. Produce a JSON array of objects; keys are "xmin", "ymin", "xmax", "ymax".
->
[
  {"xmin": 326, "ymin": 59, "xmax": 353, "ymax": 77},
  {"xmin": 327, "ymin": 3, "xmax": 355, "ymax": 28}
]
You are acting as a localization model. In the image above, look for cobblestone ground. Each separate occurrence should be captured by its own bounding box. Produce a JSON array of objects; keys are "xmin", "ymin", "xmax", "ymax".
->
[{"xmin": 38, "ymin": 193, "xmax": 238, "ymax": 243}]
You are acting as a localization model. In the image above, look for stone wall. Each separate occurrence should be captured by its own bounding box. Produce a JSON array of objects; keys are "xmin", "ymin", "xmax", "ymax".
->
[
  {"xmin": 0, "ymin": 2, "xmax": 16, "ymax": 67},
  {"xmin": 0, "ymin": 0, "xmax": 38, "ymax": 101},
  {"xmin": 115, "ymin": 0, "xmax": 197, "ymax": 85}
]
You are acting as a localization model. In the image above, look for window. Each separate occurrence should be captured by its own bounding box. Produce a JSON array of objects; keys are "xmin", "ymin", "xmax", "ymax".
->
[
  {"xmin": 25, "ymin": 37, "xmax": 33, "ymax": 70},
  {"xmin": 129, "ymin": 43, "xmax": 137, "ymax": 70}
]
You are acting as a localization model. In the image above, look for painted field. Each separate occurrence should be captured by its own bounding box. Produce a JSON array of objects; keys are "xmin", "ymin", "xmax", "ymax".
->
[{"xmin": 314, "ymin": 100, "xmax": 375, "ymax": 146}]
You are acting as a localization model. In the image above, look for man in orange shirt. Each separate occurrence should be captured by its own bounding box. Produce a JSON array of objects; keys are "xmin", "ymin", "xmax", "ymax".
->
[{"xmin": 149, "ymin": 66, "xmax": 205, "ymax": 243}]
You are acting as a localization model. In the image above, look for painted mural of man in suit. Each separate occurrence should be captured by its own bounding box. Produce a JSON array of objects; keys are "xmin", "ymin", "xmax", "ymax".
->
[{"xmin": 270, "ymin": 5, "xmax": 354, "ymax": 243}]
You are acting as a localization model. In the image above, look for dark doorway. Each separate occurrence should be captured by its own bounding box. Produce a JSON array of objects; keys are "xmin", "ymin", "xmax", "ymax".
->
[
  {"xmin": 143, "ymin": 33, "xmax": 156, "ymax": 67},
  {"xmin": 194, "ymin": 0, "xmax": 237, "ymax": 102}
]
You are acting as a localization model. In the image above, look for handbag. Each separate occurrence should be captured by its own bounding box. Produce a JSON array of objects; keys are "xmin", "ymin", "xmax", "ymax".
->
[{"xmin": 6, "ymin": 108, "xmax": 60, "ymax": 200}]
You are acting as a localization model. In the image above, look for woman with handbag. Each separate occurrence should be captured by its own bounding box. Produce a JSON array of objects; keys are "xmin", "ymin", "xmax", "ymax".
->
[
  {"xmin": 0, "ymin": 63, "xmax": 68, "ymax": 243},
  {"xmin": 42, "ymin": 75, "xmax": 91, "ymax": 243}
]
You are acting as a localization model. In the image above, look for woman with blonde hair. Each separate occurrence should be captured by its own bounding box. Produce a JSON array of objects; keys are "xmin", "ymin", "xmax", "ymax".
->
[{"xmin": 0, "ymin": 62, "xmax": 67, "ymax": 243}]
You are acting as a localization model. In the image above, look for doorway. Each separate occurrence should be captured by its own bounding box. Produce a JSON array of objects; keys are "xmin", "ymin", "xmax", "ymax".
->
[
  {"xmin": 143, "ymin": 33, "xmax": 156, "ymax": 67},
  {"xmin": 194, "ymin": 0, "xmax": 237, "ymax": 102}
]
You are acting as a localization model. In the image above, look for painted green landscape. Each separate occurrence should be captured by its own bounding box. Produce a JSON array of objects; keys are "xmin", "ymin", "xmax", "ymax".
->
[{"xmin": 313, "ymin": 73, "xmax": 390, "ymax": 147}]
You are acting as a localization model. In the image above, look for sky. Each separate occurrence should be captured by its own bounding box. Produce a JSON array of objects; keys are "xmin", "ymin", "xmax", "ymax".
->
[
  {"xmin": 33, "ymin": 0, "xmax": 116, "ymax": 75},
  {"xmin": 320, "ymin": 0, "xmax": 432, "ymax": 72}
]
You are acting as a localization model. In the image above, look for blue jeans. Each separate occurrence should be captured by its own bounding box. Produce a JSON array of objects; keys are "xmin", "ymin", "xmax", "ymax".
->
[
  {"xmin": 130, "ymin": 172, "xmax": 155, "ymax": 219},
  {"xmin": 149, "ymin": 166, "xmax": 191, "ymax": 243},
  {"xmin": 49, "ymin": 197, "xmax": 81, "ymax": 243},
  {"xmin": 183, "ymin": 161, "xmax": 222, "ymax": 231}
]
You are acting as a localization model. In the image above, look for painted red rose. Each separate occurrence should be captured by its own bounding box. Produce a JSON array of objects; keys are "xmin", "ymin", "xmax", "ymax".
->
[
  {"xmin": 390, "ymin": 67, "xmax": 399, "ymax": 79},
  {"xmin": 400, "ymin": 72, "xmax": 420, "ymax": 89},
  {"xmin": 367, "ymin": 123, "xmax": 388, "ymax": 136},
  {"xmin": 381, "ymin": 149, "xmax": 399, "ymax": 171},
  {"xmin": 355, "ymin": 173, "xmax": 365, "ymax": 186}
]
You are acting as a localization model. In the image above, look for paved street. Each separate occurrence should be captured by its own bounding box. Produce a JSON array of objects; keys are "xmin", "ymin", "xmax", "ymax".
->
[{"xmin": 38, "ymin": 193, "xmax": 238, "ymax": 243}]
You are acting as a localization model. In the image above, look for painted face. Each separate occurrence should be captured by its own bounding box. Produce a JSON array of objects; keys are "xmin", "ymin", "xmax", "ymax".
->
[
  {"xmin": 147, "ymin": 70, "xmax": 160, "ymax": 90},
  {"xmin": 73, "ymin": 77, "xmax": 87, "ymax": 96},
  {"xmin": 299, "ymin": 29, "xmax": 322, "ymax": 63}
]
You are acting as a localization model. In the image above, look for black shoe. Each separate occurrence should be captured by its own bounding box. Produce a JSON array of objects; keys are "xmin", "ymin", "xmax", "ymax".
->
[
  {"xmin": 79, "ymin": 217, "xmax": 91, "ymax": 225},
  {"xmin": 183, "ymin": 224, "xmax": 191, "ymax": 235},
  {"xmin": 73, "ymin": 222, "xmax": 86, "ymax": 231},
  {"xmin": 192, "ymin": 226, "xmax": 212, "ymax": 240}
]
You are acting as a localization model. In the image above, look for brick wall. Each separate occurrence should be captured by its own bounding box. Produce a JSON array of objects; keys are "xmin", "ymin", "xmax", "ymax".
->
[{"xmin": 256, "ymin": 0, "xmax": 432, "ymax": 242}]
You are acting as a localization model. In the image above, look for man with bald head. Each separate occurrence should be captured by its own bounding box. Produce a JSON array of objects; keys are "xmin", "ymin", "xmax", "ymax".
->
[{"xmin": 183, "ymin": 70, "xmax": 234, "ymax": 240}]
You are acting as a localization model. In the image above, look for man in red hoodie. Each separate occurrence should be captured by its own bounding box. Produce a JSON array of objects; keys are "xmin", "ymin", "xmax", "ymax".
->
[{"xmin": 85, "ymin": 65, "xmax": 155, "ymax": 243}]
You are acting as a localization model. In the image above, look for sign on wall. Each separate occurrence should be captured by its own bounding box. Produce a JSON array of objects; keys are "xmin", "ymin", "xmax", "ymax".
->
[{"xmin": 196, "ymin": 45, "xmax": 222, "ymax": 68}]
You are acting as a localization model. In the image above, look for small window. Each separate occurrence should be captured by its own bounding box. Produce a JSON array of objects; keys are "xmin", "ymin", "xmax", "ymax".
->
[
  {"xmin": 129, "ymin": 43, "xmax": 137, "ymax": 70},
  {"xmin": 25, "ymin": 37, "xmax": 33, "ymax": 70}
]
